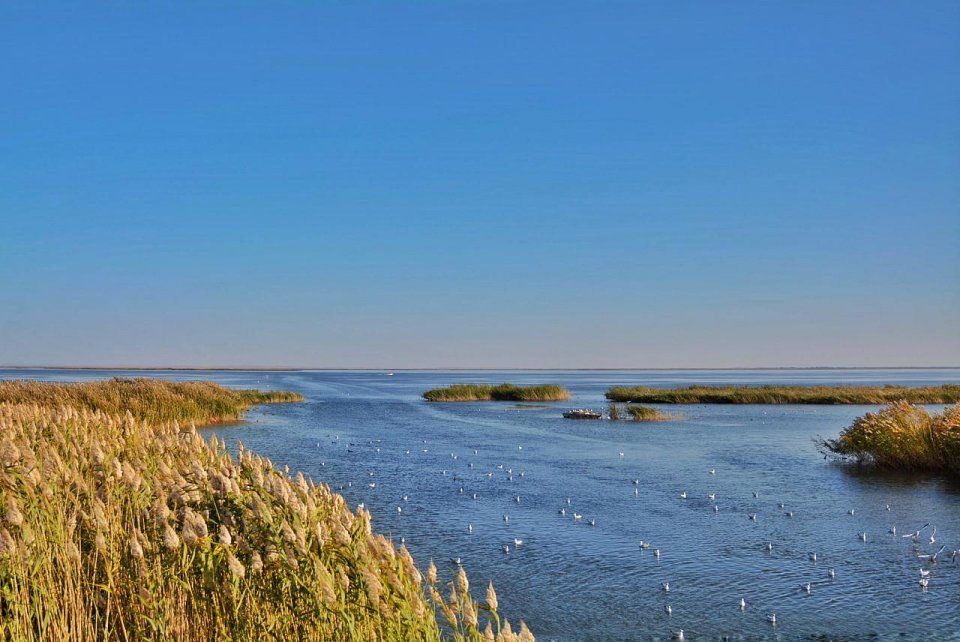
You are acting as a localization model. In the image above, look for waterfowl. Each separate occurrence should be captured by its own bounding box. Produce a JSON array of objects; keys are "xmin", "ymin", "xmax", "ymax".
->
[
  {"xmin": 503, "ymin": 514, "xmax": 509, "ymax": 524},
  {"xmin": 707, "ymin": 493, "xmax": 716, "ymax": 501},
  {"xmin": 639, "ymin": 541, "xmax": 650, "ymax": 549},
  {"xmin": 664, "ymin": 605, "xmax": 672, "ymax": 616},
  {"xmin": 919, "ymin": 568, "xmax": 930, "ymax": 578},
  {"xmin": 859, "ymin": 532, "xmax": 868, "ymax": 542},
  {"xmin": 502, "ymin": 545, "xmax": 510, "ymax": 554},
  {"xmin": 573, "ymin": 513, "xmax": 582, "ymax": 521},
  {"xmin": 396, "ymin": 506, "xmax": 402, "ymax": 514},
  {"xmin": 809, "ymin": 552, "xmax": 817, "ymax": 562},
  {"xmin": 785, "ymin": 511, "xmax": 794, "ymax": 518},
  {"xmin": 674, "ymin": 630, "xmax": 683, "ymax": 641},
  {"xmin": 749, "ymin": 513, "xmax": 757, "ymax": 521},
  {"xmin": 753, "ymin": 492, "xmax": 759, "ymax": 498},
  {"xmin": 709, "ymin": 469, "xmax": 716, "ymax": 475},
  {"xmin": 513, "ymin": 538, "xmax": 523, "ymax": 547},
  {"xmin": 559, "ymin": 508, "xmax": 566, "ymax": 516},
  {"xmin": 654, "ymin": 549, "xmax": 661, "ymax": 559},
  {"xmin": 919, "ymin": 577, "xmax": 929, "ymax": 588},
  {"xmin": 929, "ymin": 527, "xmax": 937, "ymax": 544},
  {"xmin": 739, "ymin": 598, "xmax": 746, "ymax": 610},
  {"xmin": 828, "ymin": 568, "xmax": 836, "ymax": 579},
  {"xmin": 766, "ymin": 543, "xmax": 773, "ymax": 552},
  {"xmin": 713, "ymin": 505, "xmax": 720, "ymax": 513},
  {"xmin": 515, "ymin": 495, "xmax": 521, "ymax": 503},
  {"xmin": 800, "ymin": 582, "xmax": 811, "ymax": 594},
  {"xmin": 467, "ymin": 524, "xmax": 473, "ymax": 533},
  {"xmin": 661, "ymin": 582, "xmax": 670, "ymax": 593},
  {"xmin": 679, "ymin": 491, "xmax": 687, "ymax": 499},
  {"xmin": 848, "ymin": 509, "xmax": 855, "ymax": 516},
  {"xmin": 767, "ymin": 613, "xmax": 777, "ymax": 625},
  {"xmin": 589, "ymin": 519, "xmax": 596, "ymax": 527}
]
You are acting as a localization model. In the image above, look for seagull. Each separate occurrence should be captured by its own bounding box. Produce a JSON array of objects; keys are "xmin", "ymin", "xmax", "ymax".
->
[
  {"xmin": 513, "ymin": 538, "xmax": 523, "ymax": 547},
  {"xmin": 452, "ymin": 557, "xmax": 462, "ymax": 565},
  {"xmin": 918, "ymin": 545, "xmax": 946, "ymax": 563},
  {"xmin": 515, "ymin": 495, "xmax": 521, "ymax": 503},
  {"xmin": 357, "ymin": 503, "xmax": 364, "ymax": 510},
  {"xmin": 767, "ymin": 613, "xmax": 777, "ymax": 625},
  {"xmin": 459, "ymin": 487, "xmax": 464, "ymax": 494},
  {"xmin": 738, "ymin": 598, "xmax": 746, "ymax": 610},
  {"xmin": 828, "ymin": 568, "xmax": 836, "ymax": 579},
  {"xmin": 885, "ymin": 504, "xmax": 891, "ymax": 511},
  {"xmin": 402, "ymin": 495, "xmax": 408, "ymax": 502},
  {"xmin": 749, "ymin": 513, "xmax": 757, "ymax": 521},
  {"xmin": 674, "ymin": 630, "xmax": 684, "ymax": 641},
  {"xmin": 929, "ymin": 527, "xmax": 937, "ymax": 545},
  {"xmin": 709, "ymin": 469, "xmax": 716, "ymax": 475},
  {"xmin": 809, "ymin": 552, "xmax": 817, "ymax": 562},
  {"xmin": 848, "ymin": 509, "xmax": 855, "ymax": 516},
  {"xmin": 785, "ymin": 511, "xmax": 794, "ymax": 518},
  {"xmin": 368, "ymin": 482, "xmax": 376, "ymax": 488},
  {"xmin": 566, "ymin": 498, "xmax": 572, "ymax": 505},
  {"xmin": 661, "ymin": 582, "xmax": 670, "ymax": 592},
  {"xmin": 919, "ymin": 577, "xmax": 929, "ymax": 588},
  {"xmin": 859, "ymin": 532, "xmax": 868, "ymax": 542},
  {"xmin": 919, "ymin": 568, "xmax": 930, "ymax": 578},
  {"xmin": 634, "ymin": 488, "xmax": 640, "ymax": 497},
  {"xmin": 559, "ymin": 508, "xmax": 566, "ymax": 516},
  {"xmin": 664, "ymin": 605, "xmax": 672, "ymax": 616},
  {"xmin": 707, "ymin": 493, "xmax": 716, "ymax": 501},
  {"xmin": 766, "ymin": 543, "xmax": 773, "ymax": 552},
  {"xmin": 633, "ymin": 479, "xmax": 640, "ymax": 485},
  {"xmin": 800, "ymin": 582, "xmax": 811, "ymax": 594},
  {"xmin": 503, "ymin": 515, "xmax": 509, "ymax": 524},
  {"xmin": 619, "ymin": 451, "xmax": 624, "ymax": 458},
  {"xmin": 468, "ymin": 524, "xmax": 473, "ymax": 533},
  {"xmin": 777, "ymin": 502, "xmax": 785, "ymax": 509},
  {"xmin": 472, "ymin": 493, "xmax": 478, "ymax": 500},
  {"xmin": 713, "ymin": 505, "xmax": 720, "ymax": 513},
  {"xmin": 639, "ymin": 541, "xmax": 650, "ymax": 549},
  {"xmin": 679, "ymin": 491, "xmax": 687, "ymax": 499},
  {"xmin": 753, "ymin": 492, "xmax": 759, "ymax": 498},
  {"xmin": 654, "ymin": 549, "xmax": 661, "ymax": 559},
  {"xmin": 396, "ymin": 506, "xmax": 402, "ymax": 514},
  {"xmin": 589, "ymin": 519, "xmax": 596, "ymax": 527},
  {"xmin": 573, "ymin": 513, "xmax": 582, "ymax": 521},
  {"xmin": 889, "ymin": 526, "xmax": 897, "ymax": 535},
  {"xmin": 502, "ymin": 545, "xmax": 510, "ymax": 554}
]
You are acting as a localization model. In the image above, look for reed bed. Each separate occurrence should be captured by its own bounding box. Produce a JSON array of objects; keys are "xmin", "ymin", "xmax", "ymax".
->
[
  {"xmin": 423, "ymin": 384, "xmax": 570, "ymax": 402},
  {"xmin": 625, "ymin": 405, "xmax": 673, "ymax": 422},
  {"xmin": 0, "ymin": 381, "xmax": 530, "ymax": 641},
  {"xmin": 820, "ymin": 401, "xmax": 960, "ymax": 476},
  {"xmin": 0, "ymin": 378, "xmax": 303, "ymax": 425},
  {"xmin": 605, "ymin": 384, "xmax": 960, "ymax": 405}
]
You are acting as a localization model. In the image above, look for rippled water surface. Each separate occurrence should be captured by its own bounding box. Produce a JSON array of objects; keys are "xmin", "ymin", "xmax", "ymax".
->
[{"xmin": 5, "ymin": 368, "xmax": 960, "ymax": 641}]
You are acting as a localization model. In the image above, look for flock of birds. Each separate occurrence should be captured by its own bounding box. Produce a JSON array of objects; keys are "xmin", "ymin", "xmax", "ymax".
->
[{"xmin": 313, "ymin": 421, "xmax": 957, "ymax": 640}]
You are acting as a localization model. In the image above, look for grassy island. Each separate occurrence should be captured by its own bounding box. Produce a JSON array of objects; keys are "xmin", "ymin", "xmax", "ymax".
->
[
  {"xmin": 0, "ymin": 379, "xmax": 527, "ymax": 641},
  {"xmin": 423, "ymin": 383, "xmax": 570, "ymax": 402},
  {"xmin": 821, "ymin": 402, "xmax": 960, "ymax": 476},
  {"xmin": 605, "ymin": 384, "xmax": 960, "ymax": 405}
]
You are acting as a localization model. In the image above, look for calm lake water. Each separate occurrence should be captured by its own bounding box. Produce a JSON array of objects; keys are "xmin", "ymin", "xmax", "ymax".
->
[{"xmin": 4, "ymin": 368, "xmax": 960, "ymax": 641}]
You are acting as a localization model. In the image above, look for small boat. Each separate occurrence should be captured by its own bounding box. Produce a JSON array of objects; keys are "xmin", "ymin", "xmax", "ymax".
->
[{"xmin": 563, "ymin": 409, "xmax": 603, "ymax": 420}]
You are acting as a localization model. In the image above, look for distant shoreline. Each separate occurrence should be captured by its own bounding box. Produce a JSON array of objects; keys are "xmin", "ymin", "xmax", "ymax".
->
[{"xmin": 2, "ymin": 366, "xmax": 958, "ymax": 372}]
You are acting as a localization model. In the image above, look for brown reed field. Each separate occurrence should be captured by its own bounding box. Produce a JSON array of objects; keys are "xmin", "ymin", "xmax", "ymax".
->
[
  {"xmin": 821, "ymin": 401, "xmax": 960, "ymax": 476},
  {"xmin": 0, "ymin": 379, "xmax": 531, "ymax": 641}
]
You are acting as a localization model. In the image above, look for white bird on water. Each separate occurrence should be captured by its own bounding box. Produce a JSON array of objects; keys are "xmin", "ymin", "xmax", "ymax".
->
[
  {"xmin": 639, "ymin": 541, "xmax": 650, "ymax": 550},
  {"xmin": 749, "ymin": 513, "xmax": 757, "ymax": 521},
  {"xmin": 800, "ymin": 582, "xmax": 811, "ymax": 594},
  {"xmin": 503, "ymin": 515, "xmax": 509, "ymax": 524},
  {"xmin": 674, "ymin": 629, "xmax": 684, "ymax": 641},
  {"xmin": 859, "ymin": 532, "xmax": 868, "ymax": 542},
  {"xmin": 661, "ymin": 582, "xmax": 670, "ymax": 593},
  {"xmin": 467, "ymin": 524, "xmax": 473, "ymax": 533},
  {"xmin": 513, "ymin": 538, "xmax": 523, "ymax": 547},
  {"xmin": 739, "ymin": 598, "xmax": 746, "ymax": 610},
  {"xmin": 679, "ymin": 491, "xmax": 687, "ymax": 499},
  {"xmin": 767, "ymin": 613, "xmax": 777, "ymax": 625},
  {"xmin": 848, "ymin": 509, "xmax": 855, "ymax": 516},
  {"xmin": 929, "ymin": 526, "xmax": 937, "ymax": 545},
  {"xmin": 889, "ymin": 526, "xmax": 897, "ymax": 535},
  {"xmin": 828, "ymin": 568, "xmax": 836, "ymax": 579},
  {"xmin": 573, "ymin": 513, "xmax": 582, "ymax": 521},
  {"xmin": 766, "ymin": 543, "xmax": 773, "ymax": 552},
  {"xmin": 707, "ymin": 493, "xmax": 716, "ymax": 501},
  {"xmin": 559, "ymin": 508, "xmax": 566, "ymax": 516},
  {"xmin": 664, "ymin": 605, "xmax": 672, "ymax": 616},
  {"xmin": 918, "ymin": 545, "xmax": 946, "ymax": 563},
  {"xmin": 753, "ymin": 491, "xmax": 759, "ymax": 498},
  {"xmin": 919, "ymin": 577, "xmax": 929, "ymax": 588},
  {"xmin": 502, "ymin": 545, "xmax": 510, "ymax": 554},
  {"xmin": 709, "ymin": 469, "xmax": 716, "ymax": 475},
  {"xmin": 714, "ymin": 505, "xmax": 720, "ymax": 513},
  {"xmin": 919, "ymin": 568, "xmax": 930, "ymax": 578},
  {"xmin": 654, "ymin": 549, "xmax": 661, "ymax": 559},
  {"xmin": 809, "ymin": 552, "xmax": 817, "ymax": 562}
]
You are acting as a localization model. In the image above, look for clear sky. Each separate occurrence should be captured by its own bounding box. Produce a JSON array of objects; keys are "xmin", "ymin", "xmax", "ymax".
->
[{"xmin": 1, "ymin": 2, "xmax": 958, "ymax": 368}]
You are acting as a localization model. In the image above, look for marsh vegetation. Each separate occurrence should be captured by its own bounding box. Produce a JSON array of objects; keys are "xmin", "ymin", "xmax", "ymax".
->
[
  {"xmin": 0, "ymin": 379, "xmax": 527, "ymax": 641},
  {"xmin": 423, "ymin": 383, "xmax": 570, "ymax": 402},
  {"xmin": 605, "ymin": 384, "xmax": 960, "ymax": 405},
  {"xmin": 821, "ymin": 402, "xmax": 960, "ymax": 477}
]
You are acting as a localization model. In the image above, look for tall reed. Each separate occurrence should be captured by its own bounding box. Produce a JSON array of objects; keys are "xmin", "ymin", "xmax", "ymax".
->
[
  {"xmin": 821, "ymin": 402, "xmax": 960, "ymax": 476},
  {"xmin": 0, "ymin": 380, "xmax": 531, "ymax": 641}
]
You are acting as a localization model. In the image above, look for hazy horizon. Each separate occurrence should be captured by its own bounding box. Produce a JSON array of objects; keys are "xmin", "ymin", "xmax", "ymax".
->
[{"xmin": 2, "ymin": 2, "xmax": 958, "ymax": 369}]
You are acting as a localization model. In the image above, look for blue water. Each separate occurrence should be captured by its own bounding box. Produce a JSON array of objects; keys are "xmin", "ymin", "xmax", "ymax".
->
[{"xmin": 4, "ymin": 368, "xmax": 960, "ymax": 641}]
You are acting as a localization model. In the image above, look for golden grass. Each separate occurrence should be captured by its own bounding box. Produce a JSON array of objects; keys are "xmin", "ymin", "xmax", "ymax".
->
[
  {"xmin": 605, "ymin": 384, "xmax": 960, "ymax": 405},
  {"xmin": 0, "ymin": 378, "xmax": 303, "ymax": 425},
  {"xmin": 0, "ymin": 380, "xmax": 531, "ymax": 641},
  {"xmin": 624, "ymin": 405, "xmax": 673, "ymax": 422},
  {"xmin": 821, "ymin": 402, "xmax": 960, "ymax": 476},
  {"xmin": 423, "ymin": 384, "xmax": 570, "ymax": 402}
]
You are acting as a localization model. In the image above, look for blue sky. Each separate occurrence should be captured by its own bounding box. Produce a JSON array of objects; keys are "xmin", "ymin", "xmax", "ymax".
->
[{"xmin": 1, "ymin": 2, "xmax": 958, "ymax": 368}]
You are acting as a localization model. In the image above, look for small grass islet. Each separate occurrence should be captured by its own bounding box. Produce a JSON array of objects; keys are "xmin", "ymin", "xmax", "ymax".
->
[
  {"xmin": 605, "ymin": 384, "xmax": 960, "ymax": 405},
  {"xmin": 0, "ymin": 379, "xmax": 530, "ymax": 641},
  {"xmin": 821, "ymin": 401, "xmax": 960, "ymax": 477},
  {"xmin": 423, "ymin": 383, "xmax": 570, "ymax": 402}
]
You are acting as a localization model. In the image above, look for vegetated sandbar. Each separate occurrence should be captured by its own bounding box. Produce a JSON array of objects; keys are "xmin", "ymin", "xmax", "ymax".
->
[
  {"xmin": 423, "ymin": 383, "xmax": 570, "ymax": 402},
  {"xmin": 0, "ymin": 378, "xmax": 526, "ymax": 639},
  {"xmin": 821, "ymin": 401, "xmax": 960, "ymax": 477},
  {"xmin": 605, "ymin": 384, "xmax": 960, "ymax": 405}
]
